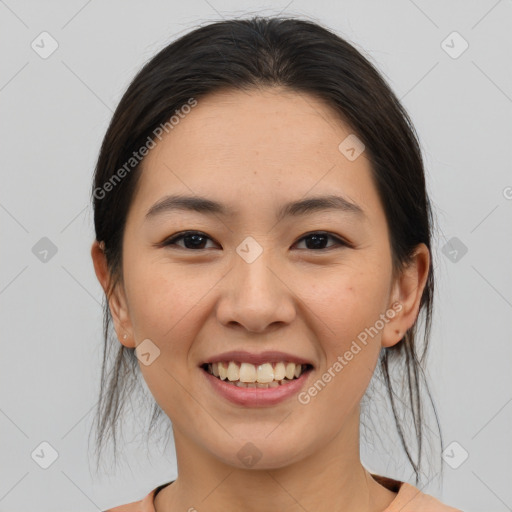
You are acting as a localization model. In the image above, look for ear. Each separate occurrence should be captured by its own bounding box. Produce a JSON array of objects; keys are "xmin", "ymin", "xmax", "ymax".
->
[
  {"xmin": 381, "ymin": 243, "xmax": 430, "ymax": 348},
  {"xmin": 90, "ymin": 240, "xmax": 135, "ymax": 348}
]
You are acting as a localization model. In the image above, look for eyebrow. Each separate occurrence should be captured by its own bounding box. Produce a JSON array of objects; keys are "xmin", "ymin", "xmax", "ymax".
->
[{"xmin": 145, "ymin": 194, "xmax": 365, "ymax": 222}]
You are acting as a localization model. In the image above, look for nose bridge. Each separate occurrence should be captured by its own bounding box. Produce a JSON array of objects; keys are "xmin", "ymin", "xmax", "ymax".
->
[
  {"xmin": 216, "ymin": 236, "xmax": 295, "ymax": 332},
  {"xmin": 233, "ymin": 236, "xmax": 279, "ymax": 299}
]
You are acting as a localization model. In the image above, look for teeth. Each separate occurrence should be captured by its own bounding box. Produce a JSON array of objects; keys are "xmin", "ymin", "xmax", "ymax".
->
[
  {"xmin": 206, "ymin": 361, "xmax": 308, "ymax": 384},
  {"xmin": 274, "ymin": 362, "xmax": 286, "ymax": 380},
  {"xmin": 239, "ymin": 362, "xmax": 257, "ymax": 382},
  {"xmin": 285, "ymin": 362, "xmax": 296, "ymax": 380},
  {"xmin": 235, "ymin": 380, "xmax": 283, "ymax": 389},
  {"xmin": 218, "ymin": 361, "xmax": 228, "ymax": 380},
  {"xmin": 227, "ymin": 361, "xmax": 239, "ymax": 381},
  {"xmin": 257, "ymin": 363, "xmax": 274, "ymax": 383}
]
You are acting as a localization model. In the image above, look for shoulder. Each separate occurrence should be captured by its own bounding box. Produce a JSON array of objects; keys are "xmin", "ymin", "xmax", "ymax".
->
[
  {"xmin": 387, "ymin": 480, "xmax": 464, "ymax": 512},
  {"xmin": 103, "ymin": 481, "xmax": 174, "ymax": 512},
  {"xmin": 103, "ymin": 477, "xmax": 463, "ymax": 512},
  {"xmin": 370, "ymin": 473, "xmax": 462, "ymax": 511},
  {"xmin": 103, "ymin": 487, "xmax": 158, "ymax": 512}
]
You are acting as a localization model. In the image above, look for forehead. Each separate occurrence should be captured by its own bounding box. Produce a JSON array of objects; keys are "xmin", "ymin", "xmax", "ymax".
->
[
  {"xmin": 129, "ymin": 87, "xmax": 384, "ymax": 226},
  {"xmin": 159, "ymin": 87, "xmax": 353, "ymax": 162}
]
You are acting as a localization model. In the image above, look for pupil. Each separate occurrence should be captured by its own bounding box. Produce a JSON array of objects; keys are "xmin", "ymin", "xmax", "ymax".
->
[
  {"xmin": 307, "ymin": 234, "xmax": 326, "ymax": 249},
  {"xmin": 185, "ymin": 234, "xmax": 205, "ymax": 249}
]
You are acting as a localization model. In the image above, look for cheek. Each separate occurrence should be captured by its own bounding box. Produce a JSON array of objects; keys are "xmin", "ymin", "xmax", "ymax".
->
[
  {"xmin": 297, "ymin": 266, "xmax": 390, "ymax": 403},
  {"xmin": 125, "ymin": 261, "xmax": 206, "ymax": 342},
  {"xmin": 127, "ymin": 263, "xmax": 204, "ymax": 413},
  {"xmin": 299, "ymin": 273, "xmax": 386, "ymax": 414},
  {"xmin": 303, "ymin": 265, "xmax": 390, "ymax": 341}
]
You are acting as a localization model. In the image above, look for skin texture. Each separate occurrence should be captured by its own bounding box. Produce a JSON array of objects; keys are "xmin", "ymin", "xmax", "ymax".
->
[{"xmin": 91, "ymin": 87, "xmax": 430, "ymax": 512}]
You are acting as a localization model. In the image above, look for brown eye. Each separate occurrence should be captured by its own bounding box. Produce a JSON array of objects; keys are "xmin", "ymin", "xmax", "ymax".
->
[
  {"xmin": 162, "ymin": 231, "xmax": 217, "ymax": 250},
  {"xmin": 294, "ymin": 232, "xmax": 348, "ymax": 250},
  {"xmin": 159, "ymin": 230, "xmax": 349, "ymax": 251}
]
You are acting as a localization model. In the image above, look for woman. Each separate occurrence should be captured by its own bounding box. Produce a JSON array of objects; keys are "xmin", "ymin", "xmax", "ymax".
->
[{"xmin": 90, "ymin": 16, "xmax": 463, "ymax": 512}]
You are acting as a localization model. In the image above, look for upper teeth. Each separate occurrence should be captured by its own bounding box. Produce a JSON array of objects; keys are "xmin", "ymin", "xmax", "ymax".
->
[{"xmin": 208, "ymin": 361, "xmax": 305, "ymax": 383}]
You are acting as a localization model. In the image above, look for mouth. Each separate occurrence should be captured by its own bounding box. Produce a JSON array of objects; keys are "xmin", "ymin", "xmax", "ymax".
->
[{"xmin": 200, "ymin": 361, "xmax": 314, "ymax": 389}]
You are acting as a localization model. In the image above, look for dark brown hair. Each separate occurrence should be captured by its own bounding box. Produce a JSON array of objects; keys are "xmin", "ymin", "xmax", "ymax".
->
[{"xmin": 89, "ymin": 15, "xmax": 443, "ymax": 487}]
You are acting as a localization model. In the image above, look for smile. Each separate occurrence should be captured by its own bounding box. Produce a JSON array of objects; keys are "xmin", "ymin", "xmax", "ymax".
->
[
  {"xmin": 202, "ymin": 361, "xmax": 312, "ymax": 388},
  {"xmin": 200, "ymin": 361, "xmax": 314, "ymax": 406}
]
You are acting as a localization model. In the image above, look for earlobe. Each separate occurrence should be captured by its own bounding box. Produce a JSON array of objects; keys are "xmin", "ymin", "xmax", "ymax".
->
[
  {"xmin": 381, "ymin": 301, "xmax": 406, "ymax": 349},
  {"xmin": 381, "ymin": 243, "xmax": 430, "ymax": 349},
  {"xmin": 107, "ymin": 284, "xmax": 135, "ymax": 348},
  {"xmin": 90, "ymin": 240, "xmax": 135, "ymax": 348}
]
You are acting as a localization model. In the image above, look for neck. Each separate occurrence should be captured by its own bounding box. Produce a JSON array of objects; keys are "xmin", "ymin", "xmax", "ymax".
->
[{"xmin": 154, "ymin": 407, "xmax": 397, "ymax": 512}]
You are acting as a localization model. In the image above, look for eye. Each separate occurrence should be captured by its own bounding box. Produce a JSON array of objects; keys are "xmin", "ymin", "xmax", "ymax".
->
[
  {"xmin": 294, "ymin": 231, "xmax": 348, "ymax": 251},
  {"xmin": 160, "ymin": 231, "xmax": 218, "ymax": 250},
  {"xmin": 159, "ymin": 230, "xmax": 349, "ymax": 251}
]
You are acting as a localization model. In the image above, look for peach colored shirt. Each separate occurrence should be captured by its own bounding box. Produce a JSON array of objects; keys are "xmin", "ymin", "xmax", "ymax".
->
[{"xmin": 103, "ymin": 474, "xmax": 463, "ymax": 512}]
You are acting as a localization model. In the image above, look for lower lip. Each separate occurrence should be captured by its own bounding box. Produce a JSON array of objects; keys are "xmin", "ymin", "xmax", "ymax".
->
[{"xmin": 201, "ymin": 367, "xmax": 313, "ymax": 407}]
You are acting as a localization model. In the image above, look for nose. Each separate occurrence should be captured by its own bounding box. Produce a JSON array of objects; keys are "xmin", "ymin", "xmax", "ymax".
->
[{"xmin": 215, "ymin": 250, "xmax": 296, "ymax": 334}]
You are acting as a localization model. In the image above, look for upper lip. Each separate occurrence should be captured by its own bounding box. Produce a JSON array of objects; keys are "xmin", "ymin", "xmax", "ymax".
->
[{"xmin": 199, "ymin": 350, "xmax": 314, "ymax": 368}]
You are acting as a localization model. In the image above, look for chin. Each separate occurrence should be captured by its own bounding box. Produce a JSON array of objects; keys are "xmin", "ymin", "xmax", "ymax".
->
[{"xmin": 208, "ymin": 435, "xmax": 311, "ymax": 470}]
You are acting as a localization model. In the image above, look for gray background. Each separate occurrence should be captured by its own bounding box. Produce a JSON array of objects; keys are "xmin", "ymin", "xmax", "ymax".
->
[{"xmin": 1, "ymin": 1, "xmax": 511, "ymax": 511}]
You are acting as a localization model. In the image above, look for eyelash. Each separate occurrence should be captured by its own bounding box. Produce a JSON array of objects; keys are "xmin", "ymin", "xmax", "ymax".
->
[{"xmin": 159, "ymin": 230, "xmax": 351, "ymax": 251}]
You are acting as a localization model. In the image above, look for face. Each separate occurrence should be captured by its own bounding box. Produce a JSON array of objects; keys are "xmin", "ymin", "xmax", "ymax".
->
[{"xmin": 92, "ymin": 87, "xmax": 427, "ymax": 471}]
